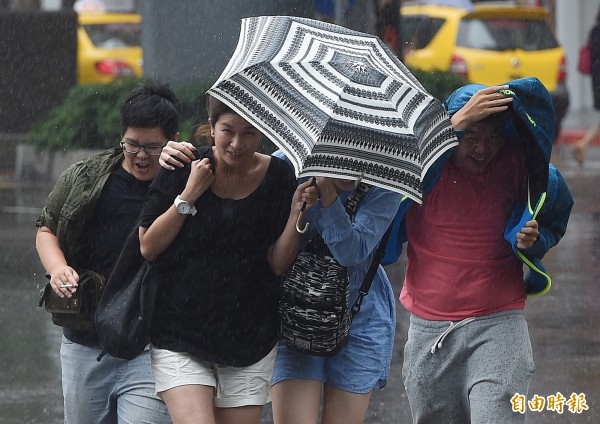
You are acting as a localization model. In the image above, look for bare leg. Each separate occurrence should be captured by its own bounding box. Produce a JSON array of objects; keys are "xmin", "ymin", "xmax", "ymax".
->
[
  {"xmin": 321, "ymin": 384, "xmax": 372, "ymax": 424},
  {"xmin": 159, "ymin": 384, "xmax": 215, "ymax": 424},
  {"xmin": 574, "ymin": 123, "xmax": 600, "ymax": 165},
  {"xmin": 215, "ymin": 405, "xmax": 263, "ymax": 424},
  {"xmin": 272, "ymin": 379, "xmax": 322, "ymax": 424}
]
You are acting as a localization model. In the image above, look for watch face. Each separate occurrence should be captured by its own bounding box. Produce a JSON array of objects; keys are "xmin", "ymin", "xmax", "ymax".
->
[{"xmin": 176, "ymin": 201, "xmax": 191, "ymax": 214}]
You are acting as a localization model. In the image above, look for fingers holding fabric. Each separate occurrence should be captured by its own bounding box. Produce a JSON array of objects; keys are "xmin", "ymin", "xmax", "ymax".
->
[
  {"xmin": 183, "ymin": 158, "xmax": 214, "ymax": 201},
  {"xmin": 516, "ymin": 219, "xmax": 539, "ymax": 249},
  {"xmin": 159, "ymin": 141, "xmax": 197, "ymax": 170}
]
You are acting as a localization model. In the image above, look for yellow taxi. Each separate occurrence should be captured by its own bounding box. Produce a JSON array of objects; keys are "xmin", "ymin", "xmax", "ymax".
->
[
  {"xmin": 77, "ymin": 12, "xmax": 143, "ymax": 84},
  {"xmin": 401, "ymin": 2, "xmax": 569, "ymax": 138}
]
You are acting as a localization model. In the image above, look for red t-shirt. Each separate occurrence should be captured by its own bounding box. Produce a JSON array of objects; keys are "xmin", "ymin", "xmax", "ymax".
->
[{"xmin": 401, "ymin": 144, "xmax": 528, "ymax": 321}]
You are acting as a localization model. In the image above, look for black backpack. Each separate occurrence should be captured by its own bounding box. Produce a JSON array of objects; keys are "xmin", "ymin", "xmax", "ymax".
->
[{"xmin": 279, "ymin": 183, "xmax": 390, "ymax": 356}]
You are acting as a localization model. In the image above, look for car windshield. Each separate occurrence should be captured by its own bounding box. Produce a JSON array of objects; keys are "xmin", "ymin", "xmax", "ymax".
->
[
  {"xmin": 84, "ymin": 22, "xmax": 140, "ymax": 48},
  {"xmin": 401, "ymin": 16, "xmax": 445, "ymax": 49},
  {"xmin": 457, "ymin": 18, "xmax": 559, "ymax": 51}
]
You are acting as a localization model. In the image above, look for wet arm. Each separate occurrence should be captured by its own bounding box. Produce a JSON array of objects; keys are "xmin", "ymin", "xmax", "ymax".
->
[
  {"xmin": 35, "ymin": 168, "xmax": 81, "ymax": 296},
  {"xmin": 139, "ymin": 207, "xmax": 189, "ymax": 262},
  {"xmin": 140, "ymin": 158, "xmax": 214, "ymax": 261},
  {"xmin": 36, "ymin": 226, "xmax": 79, "ymax": 298},
  {"xmin": 450, "ymin": 85, "xmax": 513, "ymax": 131},
  {"xmin": 267, "ymin": 179, "xmax": 318, "ymax": 275}
]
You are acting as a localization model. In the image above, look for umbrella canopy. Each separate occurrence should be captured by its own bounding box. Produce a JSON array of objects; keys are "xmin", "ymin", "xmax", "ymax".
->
[{"xmin": 209, "ymin": 15, "xmax": 458, "ymax": 203}]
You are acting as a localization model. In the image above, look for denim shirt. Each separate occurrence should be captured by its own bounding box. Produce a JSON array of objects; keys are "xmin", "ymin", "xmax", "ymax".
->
[
  {"xmin": 302, "ymin": 188, "xmax": 402, "ymax": 294},
  {"xmin": 272, "ymin": 149, "xmax": 403, "ymax": 294}
]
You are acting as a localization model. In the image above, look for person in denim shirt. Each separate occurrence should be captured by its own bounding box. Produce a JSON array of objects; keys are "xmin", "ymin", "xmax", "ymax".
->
[
  {"xmin": 270, "ymin": 152, "xmax": 402, "ymax": 424},
  {"xmin": 35, "ymin": 82, "xmax": 178, "ymax": 424}
]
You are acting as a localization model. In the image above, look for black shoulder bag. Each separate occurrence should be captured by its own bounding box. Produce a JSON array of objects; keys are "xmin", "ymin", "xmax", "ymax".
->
[
  {"xmin": 94, "ymin": 226, "xmax": 156, "ymax": 360},
  {"xmin": 39, "ymin": 268, "xmax": 106, "ymax": 331}
]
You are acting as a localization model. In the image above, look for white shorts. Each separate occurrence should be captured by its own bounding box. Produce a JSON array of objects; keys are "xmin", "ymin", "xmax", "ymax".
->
[{"xmin": 150, "ymin": 345, "xmax": 277, "ymax": 408}]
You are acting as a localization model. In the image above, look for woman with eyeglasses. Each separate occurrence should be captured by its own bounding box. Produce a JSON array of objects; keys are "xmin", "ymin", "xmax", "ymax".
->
[{"xmin": 35, "ymin": 82, "xmax": 179, "ymax": 424}]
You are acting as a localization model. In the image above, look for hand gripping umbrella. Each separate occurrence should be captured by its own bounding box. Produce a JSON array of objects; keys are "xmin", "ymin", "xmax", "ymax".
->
[{"xmin": 209, "ymin": 16, "xmax": 458, "ymax": 229}]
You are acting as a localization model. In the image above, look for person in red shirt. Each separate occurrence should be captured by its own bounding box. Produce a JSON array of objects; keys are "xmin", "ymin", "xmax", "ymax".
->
[{"xmin": 390, "ymin": 79, "xmax": 574, "ymax": 424}]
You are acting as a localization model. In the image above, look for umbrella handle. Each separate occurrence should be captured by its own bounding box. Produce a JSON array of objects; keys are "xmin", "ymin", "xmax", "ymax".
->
[
  {"xmin": 295, "ymin": 177, "xmax": 317, "ymax": 234},
  {"xmin": 296, "ymin": 205, "xmax": 309, "ymax": 233}
]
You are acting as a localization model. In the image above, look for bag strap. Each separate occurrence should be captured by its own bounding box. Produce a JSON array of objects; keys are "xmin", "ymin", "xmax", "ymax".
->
[
  {"xmin": 350, "ymin": 222, "xmax": 393, "ymax": 322},
  {"xmin": 344, "ymin": 182, "xmax": 371, "ymax": 215},
  {"xmin": 309, "ymin": 180, "xmax": 389, "ymax": 321},
  {"xmin": 306, "ymin": 182, "xmax": 372, "ymax": 252}
]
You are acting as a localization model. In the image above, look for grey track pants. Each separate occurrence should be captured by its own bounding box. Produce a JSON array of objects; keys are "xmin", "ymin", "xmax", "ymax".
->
[{"xmin": 402, "ymin": 310, "xmax": 535, "ymax": 424}]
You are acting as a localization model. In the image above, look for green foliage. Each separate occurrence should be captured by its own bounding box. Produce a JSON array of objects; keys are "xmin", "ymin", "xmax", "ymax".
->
[
  {"xmin": 409, "ymin": 68, "xmax": 468, "ymax": 102},
  {"xmin": 28, "ymin": 78, "xmax": 211, "ymax": 151},
  {"xmin": 28, "ymin": 78, "xmax": 139, "ymax": 151},
  {"xmin": 174, "ymin": 80, "xmax": 212, "ymax": 141},
  {"xmin": 28, "ymin": 70, "xmax": 466, "ymax": 152}
]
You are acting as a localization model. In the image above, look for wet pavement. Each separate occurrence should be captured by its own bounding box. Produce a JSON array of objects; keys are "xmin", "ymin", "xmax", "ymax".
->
[{"xmin": 0, "ymin": 144, "xmax": 598, "ymax": 423}]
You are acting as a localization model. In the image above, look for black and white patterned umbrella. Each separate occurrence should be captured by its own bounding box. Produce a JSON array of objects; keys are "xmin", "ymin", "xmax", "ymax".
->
[{"xmin": 209, "ymin": 15, "xmax": 458, "ymax": 203}]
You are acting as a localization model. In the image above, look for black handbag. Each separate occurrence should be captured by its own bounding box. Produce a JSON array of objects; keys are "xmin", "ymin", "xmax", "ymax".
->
[
  {"xmin": 279, "ymin": 182, "xmax": 388, "ymax": 356},
  {"xmin": 94, "ymin": 226, "xmax": 158, "ymax": 360},
  {"xmin": 38, "ymin": 268, "xmax": 106, "ymax": 332}
]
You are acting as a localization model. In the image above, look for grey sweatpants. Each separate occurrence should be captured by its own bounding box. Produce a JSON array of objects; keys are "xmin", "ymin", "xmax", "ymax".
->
[{"xmin": 402, "ymin": 310, "xmax": 535, "ymax": 424}]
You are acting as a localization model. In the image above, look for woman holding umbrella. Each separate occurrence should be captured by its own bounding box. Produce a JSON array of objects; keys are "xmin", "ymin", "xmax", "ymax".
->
[
  {"xmin": 140, "ymin": 95, "xmax": 318, "ymax": 424},
  {"xmin": 269, "ymin": 158, "xmax": 402, "ymax": 424}
]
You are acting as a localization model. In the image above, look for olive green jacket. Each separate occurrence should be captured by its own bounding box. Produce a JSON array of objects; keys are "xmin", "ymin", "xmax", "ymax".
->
[{"xmin": 36, "ymin": 148, "xmax": 123, "ymax": 264}]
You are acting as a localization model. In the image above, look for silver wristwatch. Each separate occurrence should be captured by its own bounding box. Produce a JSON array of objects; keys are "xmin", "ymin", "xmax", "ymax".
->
[{"xmin": 174, "ymin": 195, "xmax": 197, "ymax": 216}]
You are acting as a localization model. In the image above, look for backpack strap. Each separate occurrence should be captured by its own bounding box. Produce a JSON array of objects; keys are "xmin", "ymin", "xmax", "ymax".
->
[
  {"xmin": 344, "ymin": 182, "xmax": 371, "ymax": 215},
  {"xmin": 350, "ymin": 222, "xmax": 393, "ymax": 321},
  {"xmin": 347, "ymin": 182, "xmax": 392, "ymax": 320}
]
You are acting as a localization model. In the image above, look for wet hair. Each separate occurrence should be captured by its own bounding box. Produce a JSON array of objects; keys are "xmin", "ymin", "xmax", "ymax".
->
[
  {"xmin": 480, "ymin": 110, "xmax": 510, "ymax": 127},
  {"xmin": 472, "ymin": 110, "xmax": 520, "ymax": 141},
  {"xmin": 120, "ymin": 81, "xmax": 180, "ymax": 139},
  {"xmin": 194, "ymin": 95, "xmax": 236, "ymax": 145}
]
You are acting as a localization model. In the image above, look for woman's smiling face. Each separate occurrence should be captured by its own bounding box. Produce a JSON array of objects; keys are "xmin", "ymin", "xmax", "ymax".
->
[{"xmin": 211, "ymin": 113, "xmax": 262, "ymax": 169}]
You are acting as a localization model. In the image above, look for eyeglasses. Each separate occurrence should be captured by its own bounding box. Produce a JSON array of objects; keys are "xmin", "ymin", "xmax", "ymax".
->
[{"xmin": 120, "ymin": 140, "xmax": 165, "ymax": 156}]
